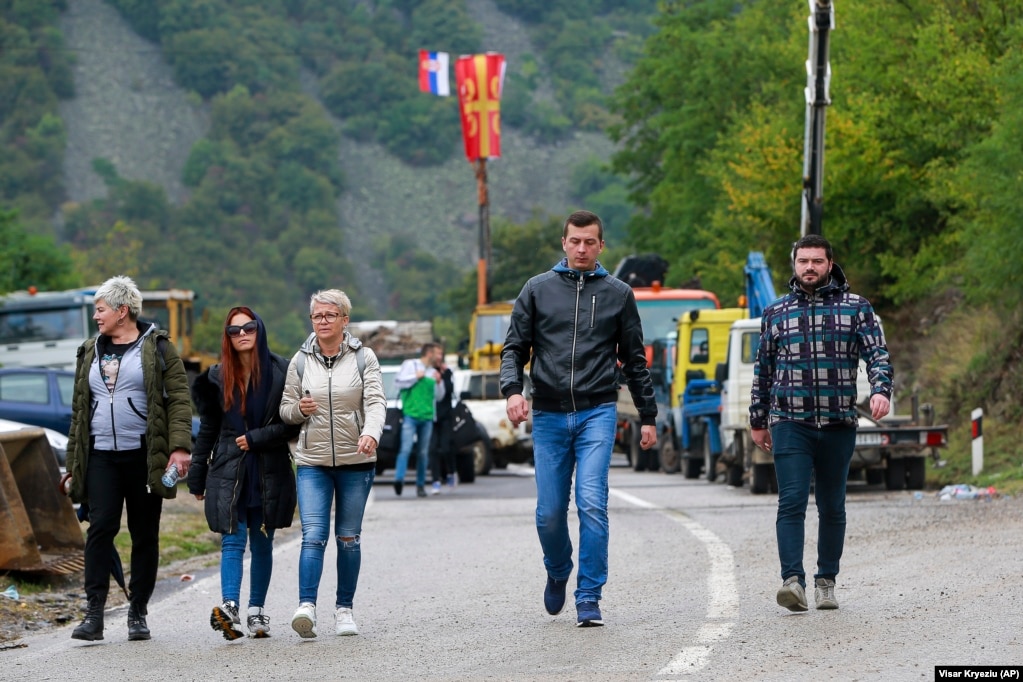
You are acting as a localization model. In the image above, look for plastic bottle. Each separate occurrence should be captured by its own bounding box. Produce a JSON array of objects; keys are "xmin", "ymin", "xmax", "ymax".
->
[{"xmin": 161, "ymin": 466, "xmax": 180, "ymax": 488}]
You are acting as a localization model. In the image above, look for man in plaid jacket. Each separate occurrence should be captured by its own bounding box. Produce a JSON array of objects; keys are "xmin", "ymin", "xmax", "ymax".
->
[{"xmin": 750, "ymin": 234, "xmax": 893, "ymax": 613}]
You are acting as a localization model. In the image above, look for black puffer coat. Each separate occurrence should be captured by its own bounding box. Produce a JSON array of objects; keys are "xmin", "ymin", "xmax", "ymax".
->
[{"xmin": 187, "ymin": 354, "xmax": 298, "ymax": 535}]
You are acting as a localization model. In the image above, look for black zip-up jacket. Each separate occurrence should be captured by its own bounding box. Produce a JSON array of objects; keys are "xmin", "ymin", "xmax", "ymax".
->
[
  {"xmin": 500, "ymin": 259, "xmax": 657, "ymax": 425},
  {"xmin": 187, "ymin": 354, "xmax": 298, "ymax": 535}
]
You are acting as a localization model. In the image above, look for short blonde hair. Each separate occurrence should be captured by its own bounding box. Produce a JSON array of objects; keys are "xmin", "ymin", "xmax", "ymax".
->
[
  {"xmin": 94, "ymin": 275, "xmax": 143, "ymax": 320},
  {"xmin": 309, "ymin": 289, "xmax": 351, "ymax": 317}
]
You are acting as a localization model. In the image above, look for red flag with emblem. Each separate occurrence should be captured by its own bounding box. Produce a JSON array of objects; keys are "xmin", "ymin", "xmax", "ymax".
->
[{"xmin": 455, "ymin": 53, "xmax": 505, "ymax": 161}]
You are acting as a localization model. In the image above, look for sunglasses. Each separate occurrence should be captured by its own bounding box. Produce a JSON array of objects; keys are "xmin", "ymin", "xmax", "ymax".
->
[{"xmin": 226, "ymin": 321, "xmax": 258, "ymax": 338}]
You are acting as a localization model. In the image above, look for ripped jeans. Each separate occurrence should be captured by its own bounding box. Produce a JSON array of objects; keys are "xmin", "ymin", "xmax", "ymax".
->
[{"xmin": 296, "ymin": 465, "xmax": 375, "ymax": 609}]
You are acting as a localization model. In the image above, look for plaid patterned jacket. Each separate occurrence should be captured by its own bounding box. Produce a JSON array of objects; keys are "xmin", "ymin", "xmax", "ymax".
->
[{"xmin": 749, "ymin": 264, "xmax": 893, "ymax": 429}]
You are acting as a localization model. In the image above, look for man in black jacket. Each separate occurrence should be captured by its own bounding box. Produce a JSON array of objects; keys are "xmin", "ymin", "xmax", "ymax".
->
[
  {"xmin": 500, "ymin": 210, "xmax": 657, "ymax": 627},
  {"xmin": 428, "ymin": 344, "xmax": 456, "ymax": 494}
]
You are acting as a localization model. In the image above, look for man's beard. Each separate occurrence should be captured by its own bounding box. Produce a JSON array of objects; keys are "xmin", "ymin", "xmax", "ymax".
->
[{"xmin": 798, "ymin": 271, "xmax": 828, "ymax": 290}]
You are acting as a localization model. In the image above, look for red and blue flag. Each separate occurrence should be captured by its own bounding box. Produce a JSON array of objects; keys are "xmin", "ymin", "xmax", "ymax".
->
[{"xmin": 419, "ymin": 50, "xmax": 450, "ymax": 97}]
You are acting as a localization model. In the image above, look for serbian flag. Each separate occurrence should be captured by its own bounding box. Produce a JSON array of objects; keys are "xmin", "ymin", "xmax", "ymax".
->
[
  {"xmin": 455, "ymin": 53, "xmax": 505, "ymax": 161},
  {"xmin": 419, "ymin": 50, "xmax": 450, "ymax": 96}
]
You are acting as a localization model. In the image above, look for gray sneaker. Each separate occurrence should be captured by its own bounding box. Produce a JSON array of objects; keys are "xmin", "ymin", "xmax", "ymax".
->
[
  {"xmin": 247, "ymin": 606, "xmax": 271, "ymax": 638},
  {"xmin": 814, "ymin": 578, "xmax": 839, "ymax": 610},
  {"xmin": 776, "ymin": 576, "xmax": 808, "ymax": 612}
]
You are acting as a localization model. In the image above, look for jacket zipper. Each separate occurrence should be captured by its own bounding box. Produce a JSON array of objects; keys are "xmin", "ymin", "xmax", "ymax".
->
[
  {"xmin": 229, "ymin": 461, "xmax": 242, "ymax": 533},
  {"xmin": 570, "ymin": 277, "xmax": 583, "ymax": 412},
  {"xmin": 328, "ymin": 362, "xmax": 336, "ymax": 466},
  {"xmin": 109, "ymin": 391, "xmax": 117, "ymax": 451},
  {"xmin": 810, "ymin": 296, "xmax": 823, "ymax": 429}
]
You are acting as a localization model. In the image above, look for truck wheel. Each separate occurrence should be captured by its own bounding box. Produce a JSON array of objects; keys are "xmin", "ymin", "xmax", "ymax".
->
[
  {"xmin": 750, "ymin": 463, "xmax": 772, "ymax": 494},
  {"xmin": 629, "ymin": 426, "xmax": 647, "ymax": 472},
  {"xmin": 726, "ymin": 463, "xmax": 743, "ymax": 488},
  {"xmin": 703, "ymin": 435, "xmax": 718, "ymax": 483},
  {"xmin": 683, "ymin": 453, "xmax": 702, "ymax": 479},
  {"xmin": 459, "ymin": 431, "xmax": 491, "ymax": 482},
  {"xmin": 687, "ymin": 437, "xmax": 703, "ymax": 480},
  {"xmin": 885, "ymin": 457, "xmax": 906, "ymax": 491},
  {"xmin": 906, "ymin": 457, "xmax": 925, "ymax": 490},
  {"xmin": 866, "ymin": 468, "xmax": 884, "ymax": 486},
  {"xmin": 659, "ymin": 433, "xmax": 680, "ymax": 474}
]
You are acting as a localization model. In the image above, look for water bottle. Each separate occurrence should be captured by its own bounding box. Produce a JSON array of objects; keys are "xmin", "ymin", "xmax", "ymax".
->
[{"xmin": 161, "ymin": 465, "xmax": 180, "ymax": 488}]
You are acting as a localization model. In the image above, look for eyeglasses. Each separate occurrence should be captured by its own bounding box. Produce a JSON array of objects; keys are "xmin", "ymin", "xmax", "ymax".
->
[
  {"xmin": 310, "ymin": 312, "xmax": 342, "ymax": 323},
  {"xmin": 226, "ymin": 321, "xmax": 258, "ymax": 338}
]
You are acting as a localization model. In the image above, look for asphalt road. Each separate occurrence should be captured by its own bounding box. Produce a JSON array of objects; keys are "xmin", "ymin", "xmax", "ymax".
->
[{"xmin": 4, "ymin": 455, "xmax": 1022, "ymax": 681}]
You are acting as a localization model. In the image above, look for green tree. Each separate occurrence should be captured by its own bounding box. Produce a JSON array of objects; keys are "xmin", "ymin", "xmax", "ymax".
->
[
  {"xmin": 608, "ymin": 1, "xmax": 803, "ymax": 276},
  {"xmin": 409, "ymin": 0, "xmax": 482, "ymax": 58},
  {"xmin": 0, "ymin": 207, "xmax": 75, "ymax": 293}
]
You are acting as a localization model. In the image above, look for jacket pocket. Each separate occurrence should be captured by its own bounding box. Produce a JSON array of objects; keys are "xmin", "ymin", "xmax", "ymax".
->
[{"xmin": 127, "ymin": 397, "xmax": 146, "ymax": 420}]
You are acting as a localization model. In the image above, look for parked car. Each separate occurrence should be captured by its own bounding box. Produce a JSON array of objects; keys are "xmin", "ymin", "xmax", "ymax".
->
[
  {"xmin": 0, "ymin": 366, "xmax": 200, "ymax": 447},
  {"xmin": 0, "ymin": 417, "xmax": 68, "ymax": 468},
  {"xmin": 0, "ymin": 367, "xmax": 74, "ymax": 435}
]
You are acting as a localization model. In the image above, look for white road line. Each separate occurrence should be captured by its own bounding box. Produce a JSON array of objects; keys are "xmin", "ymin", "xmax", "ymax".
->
[{"xmin": 609, "ymin": 487, "xmax": 738, "ymax": 678}]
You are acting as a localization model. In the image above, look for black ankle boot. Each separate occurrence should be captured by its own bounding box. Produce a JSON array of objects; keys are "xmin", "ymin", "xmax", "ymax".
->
[
  {"xmin": 71, "ymin": 596, "xmax": 105, "ymax": 641},
  {"xmin": 127, "ymin": 602, "xmax": 151, "ymax": 641}
]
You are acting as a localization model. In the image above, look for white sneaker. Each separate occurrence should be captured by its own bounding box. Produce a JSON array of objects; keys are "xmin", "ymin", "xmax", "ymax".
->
[
  {"xmin": 291, "ymin": 602, "xmax": 317, "ymax": 638},
  {"xmin": 247, "ymin": 606, "xmax": 271, "ymax": 638},
  {"xmin": 335, "ymin": 607, "xmax": 358, "ymax": 636},
  {"xmin": 430, "ymin": 482, "xmax": 441, "ymax": 495}
]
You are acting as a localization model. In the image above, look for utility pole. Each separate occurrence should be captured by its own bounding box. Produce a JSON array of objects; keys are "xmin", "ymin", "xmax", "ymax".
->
[
  {"xmin": 801, "ymin": 0, "xmax": 834, "ymax": 237},
  {"xmin": 475, "ymin": 158, "xmax": 491, "ymax": 306}
]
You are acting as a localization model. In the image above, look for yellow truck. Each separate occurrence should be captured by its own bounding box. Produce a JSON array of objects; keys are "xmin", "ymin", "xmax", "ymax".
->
[{"xmin": 465, "ymin": 301, "xmax": 514, "ymax": 371}]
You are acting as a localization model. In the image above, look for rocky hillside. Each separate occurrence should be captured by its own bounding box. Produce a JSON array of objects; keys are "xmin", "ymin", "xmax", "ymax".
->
[
  {"xmin": 57, "ymin": 0, "xmax": 209, "ymax": 207},
  {"xmin": 57, "ymin": 0, "xmax": 614, "ymax": 315}
]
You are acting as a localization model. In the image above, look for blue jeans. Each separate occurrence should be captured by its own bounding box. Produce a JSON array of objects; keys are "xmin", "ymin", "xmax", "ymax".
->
[
  {"xmin": 395, "ymin": 415, "xmax": 433, "ymax": 488},
  {"xmin": 220, "ymin": 506, "xmax": 275, "ymax": 607},
  {"xmin": 296, "ymin": 465, "xmax": 375, "ymax": 608},
  {"xmin": 531, "ymin": 402, "xmax": 617, "ymax": 605},
  {"xmin": 772, "ymin": 421, "xmax": 856, "ymax": 586}
]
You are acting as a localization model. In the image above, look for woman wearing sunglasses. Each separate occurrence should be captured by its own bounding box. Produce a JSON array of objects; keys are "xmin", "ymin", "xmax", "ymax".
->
[
  {"xmin": 279, "ymin": 289, "xmax": 386, "ymax": 638},
  {"xmin": 187, "ymin": 307, "xmax": 298, "ymax": 640}
]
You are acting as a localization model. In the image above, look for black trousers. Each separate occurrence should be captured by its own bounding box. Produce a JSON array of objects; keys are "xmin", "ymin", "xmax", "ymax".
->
[
  {"xmin": 430, "ymin": 415, "xmax": 456, "ymax": 482},
  {"xmin": 84, "ymin": 448, "xmax": 163, "ymax": 605}
]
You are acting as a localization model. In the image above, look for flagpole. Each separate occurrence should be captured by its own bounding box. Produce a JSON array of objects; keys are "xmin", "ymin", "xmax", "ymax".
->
[{"xmin": 475, "ymin": 157, "xmax": 491, "ymax": 305}]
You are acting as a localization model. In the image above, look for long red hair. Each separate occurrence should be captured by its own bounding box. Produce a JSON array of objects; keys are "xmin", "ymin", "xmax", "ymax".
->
[{"xmin": 221, "ymin": 306, "xmax": 261, "ymax": 414}]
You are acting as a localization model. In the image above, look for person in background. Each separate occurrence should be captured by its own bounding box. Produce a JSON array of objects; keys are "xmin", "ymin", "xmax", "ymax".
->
[
  {"xmin": 280, "ymin": 289, "xmax": 386, "ymax": 638},
  {"xmin": 750, "ymin": 234, "xmax": 893, "ymax": 612},
  {"xmin": 188, "ymin": 307, "xmax": 297, "ymax": 640},
  {"xmin": 428, "ymin": 344, "xmax": 457, "ymax": 494},
  {"xmin": 65, "ymin": 275, "xmax": 193, "ymax": 642},
  {"xmin": 392, "ymin": 343, "xmax": 444, "ymax": 497},
  {"xmin": 500, "ymin": 210, "xmax": 657, "ymax": 628}
]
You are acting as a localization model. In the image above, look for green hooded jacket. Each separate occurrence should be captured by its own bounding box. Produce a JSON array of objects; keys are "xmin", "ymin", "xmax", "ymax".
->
[{"xmin": 65, "ymin": 324, "xmax": 193, "ymax": 504}]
